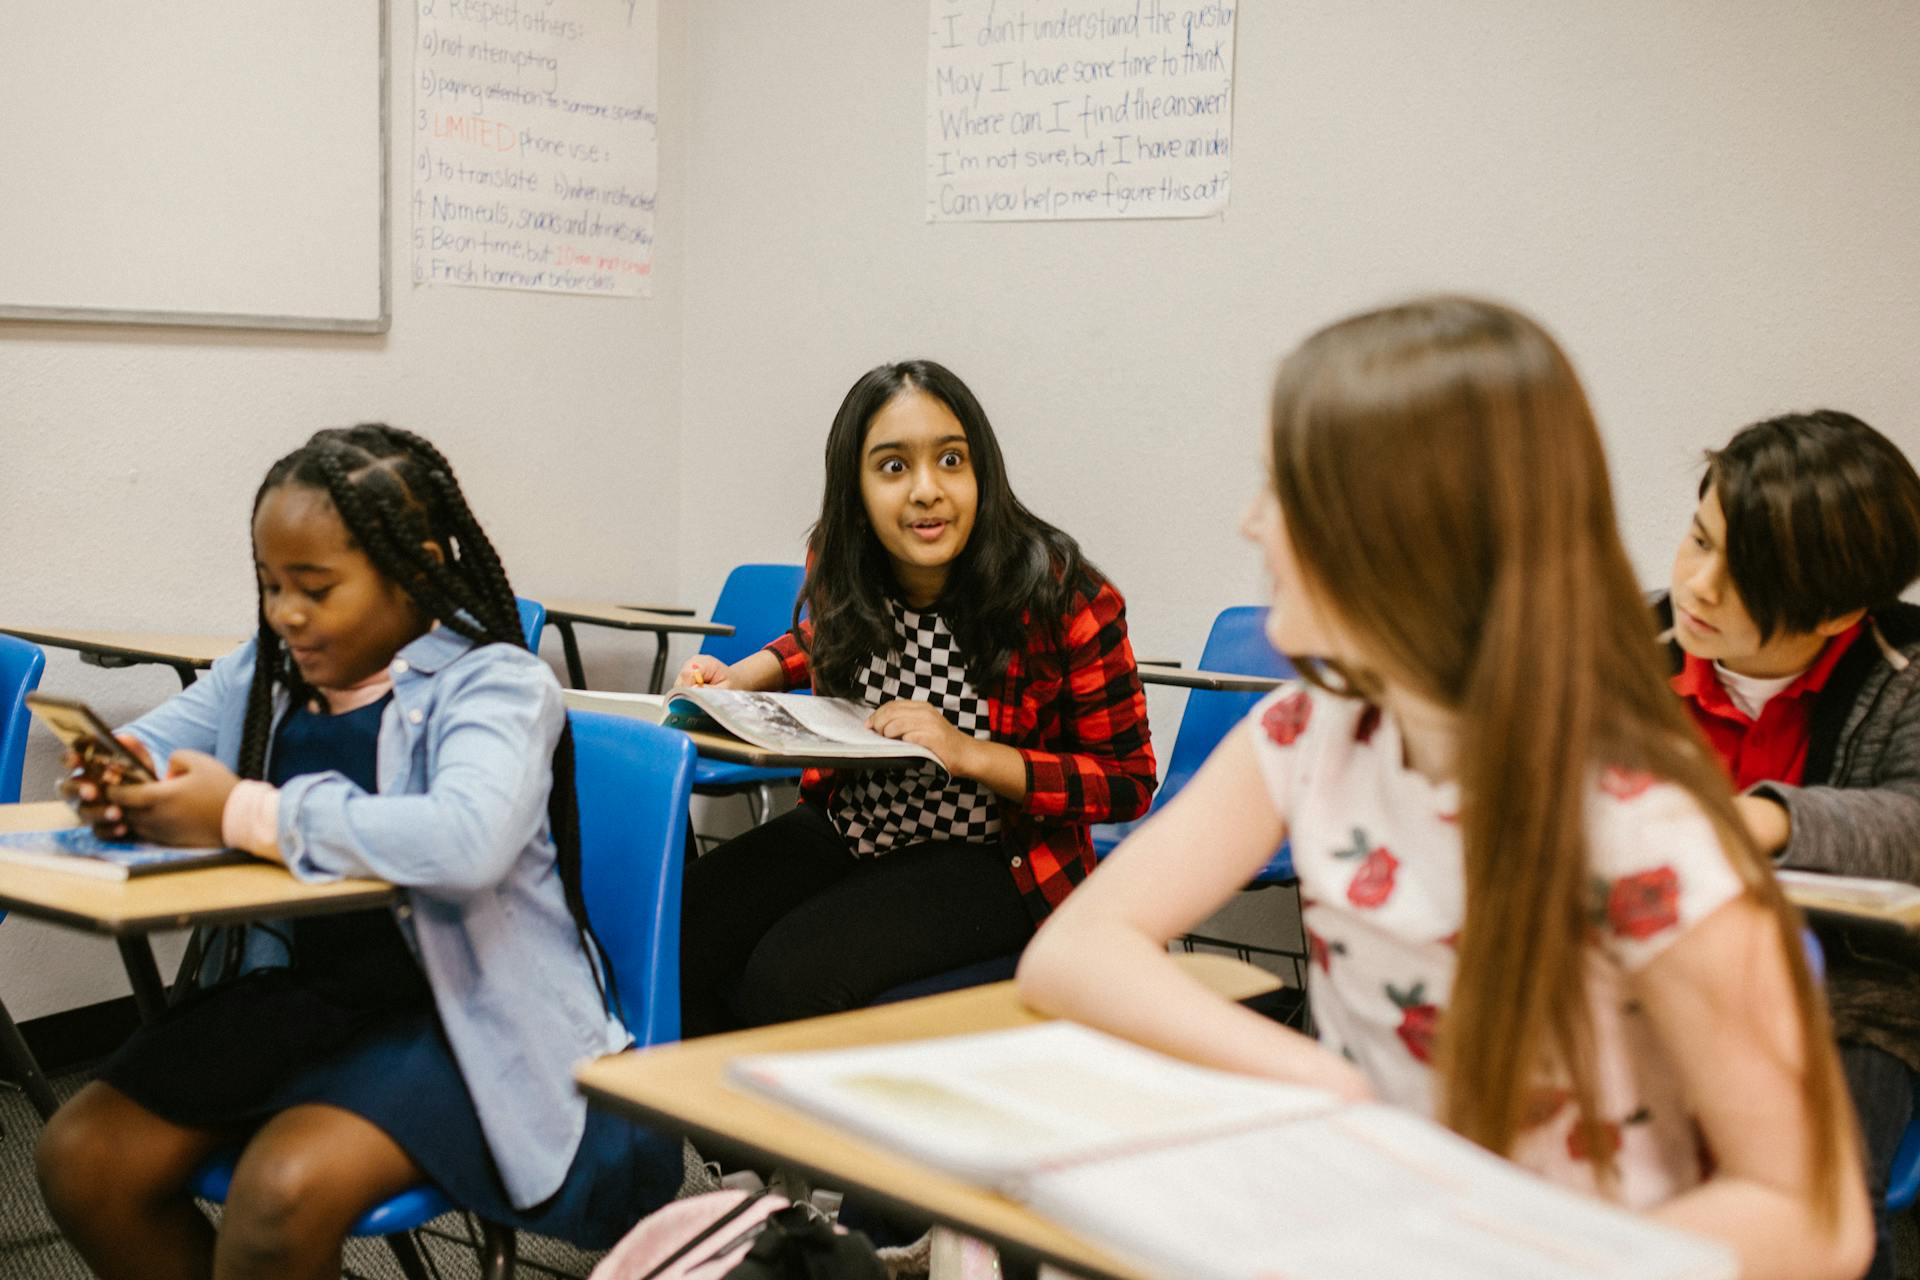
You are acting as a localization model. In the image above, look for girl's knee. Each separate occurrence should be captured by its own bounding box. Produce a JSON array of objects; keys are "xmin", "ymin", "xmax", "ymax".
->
[
  {"xmin": 37, "ymin": 1098, "xmax": 146, "ymax": 1220},
  {"xmin": 220, "ymin": 1147, "xmax": 340, "ymax": 1267},
  {"xmin": 736, "ymin": 945, "xmax": 861, "ymax": 1026}
]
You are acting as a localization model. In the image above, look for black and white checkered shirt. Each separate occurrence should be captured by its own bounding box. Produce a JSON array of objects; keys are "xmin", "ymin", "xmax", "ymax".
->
[{"xmin": 830, "ymin": 601, "xmax": 1003, "ymax": 857}]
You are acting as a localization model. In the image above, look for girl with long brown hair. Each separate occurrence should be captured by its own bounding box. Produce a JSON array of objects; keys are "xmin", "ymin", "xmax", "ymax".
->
[{"xmin": 1019, "ymin": 297, "xmax": 1871, "ymax": 1276}]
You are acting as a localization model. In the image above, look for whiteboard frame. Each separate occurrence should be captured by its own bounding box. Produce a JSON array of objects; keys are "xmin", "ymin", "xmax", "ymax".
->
[{"xmin": 0, "ymin": 0, "xmax": 391, "ymax": 335}]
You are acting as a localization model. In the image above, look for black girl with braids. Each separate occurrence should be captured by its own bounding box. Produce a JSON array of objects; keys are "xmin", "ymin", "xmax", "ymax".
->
[
  {"xmin": 39, "ymin": 424, "xmax": 679, "ymax": 1279},
  {"xmin": 676, "ymin": 361, "xmax": 1156, "ymax": 1038}
]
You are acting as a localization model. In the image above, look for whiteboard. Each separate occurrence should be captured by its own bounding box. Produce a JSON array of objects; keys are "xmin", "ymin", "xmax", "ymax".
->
[{"xmin": 0, "ymin": 1, "xmax": 389, "ymax": 333}]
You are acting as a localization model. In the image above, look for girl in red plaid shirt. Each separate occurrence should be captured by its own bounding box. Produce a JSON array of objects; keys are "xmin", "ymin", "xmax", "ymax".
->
[{"xmin": 676, "ymin": 360, "xmax": 1156, "ymax": 1035}]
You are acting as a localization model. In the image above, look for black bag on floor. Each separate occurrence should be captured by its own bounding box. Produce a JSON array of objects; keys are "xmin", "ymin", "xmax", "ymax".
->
[{"xmin": 723, "ymin": 1204, "xmax": 887, "ymax": 1280}]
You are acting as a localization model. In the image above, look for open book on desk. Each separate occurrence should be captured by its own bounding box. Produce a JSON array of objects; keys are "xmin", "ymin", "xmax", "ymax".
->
[
  {"xmin": 1778, "ymin": 868, "xmax": 1920, "ymax": 930},
  {"xmin": 729, "ymin": 1022, "xmax": 1735, "ymax": 1280},
  {"xmin": 0, "ymin": 827, "xmax": 249, "ymax": 880},
  {"xmin": 564, "ymin": 689, "xmax": 943, "ymax": 768}
]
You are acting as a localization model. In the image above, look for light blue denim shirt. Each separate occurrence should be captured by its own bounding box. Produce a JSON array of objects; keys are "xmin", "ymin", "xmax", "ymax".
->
[{"xmin": 122, "ymin": 626, "xmax": 629, "ymax": 1208}]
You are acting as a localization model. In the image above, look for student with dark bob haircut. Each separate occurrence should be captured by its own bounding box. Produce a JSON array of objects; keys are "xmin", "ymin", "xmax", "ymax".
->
[
  {"xmin": 1663, "ymin": 409, "xmax": 1920, "ymax": 1280},
  {"xmin": 674, "ymin": 360, "xmax": 1157, "ymax": 1035}
]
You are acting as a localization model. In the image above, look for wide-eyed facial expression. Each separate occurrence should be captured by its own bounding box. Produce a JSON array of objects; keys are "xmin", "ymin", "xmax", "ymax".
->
[
  {"xmin": 858, "ymin": 391, "xmax": 979, "ymax": 604},
  {"xmin": 1241, "ymin": 487, "xmax": 1351, "ymax": 661},
  {"xmin": 252, "ymin": 484, "xmax": 430, "ymax": 690}
]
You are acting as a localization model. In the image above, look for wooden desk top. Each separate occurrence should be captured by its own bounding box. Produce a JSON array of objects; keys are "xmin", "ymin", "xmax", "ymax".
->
[
  {"xmin": 576, "ymin": 954, "xmax": 1281, "ymax": 1280},
  {"xmin": 1136, "ymin": 663, "xmax": 1286, "ymax": 694},
  {"xmin": 538, "ymin": 600, "xmax": 734, "ymax": 637},
  {"xmin": 0, "ymin": 803, "xmax": 394, "ymax": 936},
  {"xmin": 0, "ymin": 626, "xmax": 243, "ymax": 668},
  {"xmin": 1785, "ymin": 882, "xmax": 1920, "ymax": 932},
  {"xmin": 560, "ymin": 691, "xmax": 912, "ymax": 772}
]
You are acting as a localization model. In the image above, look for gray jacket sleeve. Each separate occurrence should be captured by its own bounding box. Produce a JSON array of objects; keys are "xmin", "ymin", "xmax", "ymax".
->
[{"xmin": 1757, "ymin": 662, "xmax": 1920, "ymax": 884}]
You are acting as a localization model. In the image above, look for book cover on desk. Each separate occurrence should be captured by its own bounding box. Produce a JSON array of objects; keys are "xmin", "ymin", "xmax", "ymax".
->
[
  {"xmin": 729, "ymin": 1022, "xmax": 1737, "ymax": 1280},
  {"xmin": 567, "ymin": 688, "xmax": 945, "ymax": 769},
  {"xmin": 0, "ymin": 828, "xmax": 250, "ymax": 880}
]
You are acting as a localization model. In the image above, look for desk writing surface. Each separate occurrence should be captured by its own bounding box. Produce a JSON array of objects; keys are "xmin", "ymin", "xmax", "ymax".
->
[
  {"xmin": 538, "ymin": 600, "xmax": 734, "ymax": 637},
  {"xmin": 576, "ymin": 954, "xmax": 1280, "ymax": 1280},
  {"xmin": 0, "ymin": 803, "xmax": 394, "ymax": 936},
  {"xmin": 1784, "ymin": 882, "xmax": 1920, "ymax": 932},
  {"xmin": 1135, "ymin": 663, "xmax": 1285, "ymax": 694},
  {"xmin": 0, "ymin": 627, "xmax": 244, "ymax": 668}
]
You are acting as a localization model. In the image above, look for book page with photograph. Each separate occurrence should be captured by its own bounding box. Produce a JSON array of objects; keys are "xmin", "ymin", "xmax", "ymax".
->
[{"xmin": 666, "ymin": 690, "xmax": 943, "ymax": 765}]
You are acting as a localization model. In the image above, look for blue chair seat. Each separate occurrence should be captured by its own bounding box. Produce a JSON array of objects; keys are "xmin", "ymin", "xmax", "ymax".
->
[
  {"xmin": 868, "ymin": 953, "xmax": 1022, "ymax": 1006},
  {"xmin": 190, "ymin": 1151, "xmax": 456, "ymax": 1236},
  {"xmin": 694, "ymin": 758, "xmax": 801, "ymax": 790},
  {"xmin": 1887, "ymin": 1079, "xmax": 1920, "ymax": 1210}
]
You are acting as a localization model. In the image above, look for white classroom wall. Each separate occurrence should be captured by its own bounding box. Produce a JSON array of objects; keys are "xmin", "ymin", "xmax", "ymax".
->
[
  {"xmin": 2, "ymin": 2, "xmax": 1919, "ymax": 1021},
  {"xmin": 0, "ymin": 4, "xmax": 691, "ymax": 1018}
]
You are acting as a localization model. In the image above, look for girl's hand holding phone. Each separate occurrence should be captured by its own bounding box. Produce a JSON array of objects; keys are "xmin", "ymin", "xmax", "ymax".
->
[
  {"xmin": 103, "ymin": 750, "xmax": 241, "ymax": 847},
  {"xmin": 59, "ymin": 734, "xmax": 157, "ymax": 838},
  {"xmin": 674, "ymin": 655, "xmax": 731, "ymax": 688}
]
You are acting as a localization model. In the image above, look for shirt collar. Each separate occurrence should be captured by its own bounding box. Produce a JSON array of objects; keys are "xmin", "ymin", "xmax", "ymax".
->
[{"xmin": 1670, "ymin": 622, "xmax": 1863, "ymax": 718}]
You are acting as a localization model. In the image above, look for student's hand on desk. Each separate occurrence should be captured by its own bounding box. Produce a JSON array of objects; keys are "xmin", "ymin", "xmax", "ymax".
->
[
  {"xmin": 674, "ymin": 655, "xmax": 731, "ymax": 688},
  {"xmin": 106, "ymin": 750, "xmax": 239, "ymax": 847},
  {"xmin": 58, "ymin": 736, "xmax": 156, "ymax": 839},
  {"xmin": 1736, "ymin": 793, "xmax": 1791, "ymax": 857},
  {"xmin": 868, "ymin": 700, "xmax": 980, "ymax": 776}
]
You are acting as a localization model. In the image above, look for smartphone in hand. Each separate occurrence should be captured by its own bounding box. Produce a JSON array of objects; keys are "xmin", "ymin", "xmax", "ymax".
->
[{"xmin": 26, "ymin": 694, "xmax": 158, "ymax": 784}]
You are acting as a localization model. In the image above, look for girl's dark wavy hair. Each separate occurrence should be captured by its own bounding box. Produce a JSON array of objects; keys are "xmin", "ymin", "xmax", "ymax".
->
[
  {"xmin": 242, "ymin": 424, "xmax": 612, "ymax": 1006},
  {"xmin": 800, "ymin": 361, "xmax": 1096, "ymax": 695}
]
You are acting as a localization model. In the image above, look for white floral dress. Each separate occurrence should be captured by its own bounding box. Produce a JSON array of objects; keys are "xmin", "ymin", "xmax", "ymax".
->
[{"xmin": 1248, "ymin": 684, "xmax": 1744, "ymax": 1208}]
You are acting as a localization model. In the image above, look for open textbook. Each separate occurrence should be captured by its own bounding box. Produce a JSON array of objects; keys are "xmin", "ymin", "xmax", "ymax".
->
[
  {"xmin": 561, "ymin": 688, "xmax": 943, "ymax": 767},
  {"xmin": 729, "ymin": 1022, "xmax": 1736, "ymax": 1280},
  {"xmin": 1778, "ymin": 868, "xmax": 1920, "ymax": 929}
]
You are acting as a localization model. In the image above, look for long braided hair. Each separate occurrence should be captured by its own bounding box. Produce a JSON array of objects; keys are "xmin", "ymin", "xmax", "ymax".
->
[{"xmin": 241, "ymin": 424, "xmax": 612, "ymax": 1005}]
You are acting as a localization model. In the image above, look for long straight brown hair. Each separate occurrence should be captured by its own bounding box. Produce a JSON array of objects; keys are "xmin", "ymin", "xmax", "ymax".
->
[{"xmin": 1268, "ymin": 296, "xmax": 1848, "ymax": 1211}]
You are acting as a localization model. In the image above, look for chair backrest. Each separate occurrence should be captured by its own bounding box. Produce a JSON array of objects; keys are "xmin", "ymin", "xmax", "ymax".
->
[
  {"xmin": 515, "ymin": 596, "xmax": 547, "ymax": 652},
  {"xmin": 569, "ymin": 709, "xmax": 695, "ymax": 1047},
  {"xmin": 1157, "ymin": 607, "xmax": 1296, "ymax": 804},
  {"xmin": 0, "ymin": 636, "xmax": 47, "ymax": 805},
  {"xmin": 698, "ymin": 564, "xmax": 806, "ymax": 667}
]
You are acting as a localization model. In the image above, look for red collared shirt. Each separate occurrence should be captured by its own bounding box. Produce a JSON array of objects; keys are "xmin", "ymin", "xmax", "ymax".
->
[
  {"xmin": 764, "ymin": 577, "xmax": 1157, "ymax": 923},
  {"xmin": 1672, "ymin": 624, "xmax": 1862, "ymax": 789}
]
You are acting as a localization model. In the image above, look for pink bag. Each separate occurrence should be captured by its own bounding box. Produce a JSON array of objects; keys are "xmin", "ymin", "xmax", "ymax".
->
[{"xmin": 590, "ymin": 1188, "xmax": 791, "ymax": 1280}]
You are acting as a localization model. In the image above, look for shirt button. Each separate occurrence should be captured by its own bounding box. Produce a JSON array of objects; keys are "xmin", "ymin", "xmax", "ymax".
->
[
  {"xmin": 408, "ymin": 708, "xmax": 423, "ymax": 725},
  {"xmin": 396, "ymin": 904, "xmax": 412, "ymax": 920},
  {"xmin": 391, "ymin": 658, "xmax": 410, "ymax": 676},
  {"xmin": 1009, "ymin": 855, "xmax": 1023, "ymax": 868}
]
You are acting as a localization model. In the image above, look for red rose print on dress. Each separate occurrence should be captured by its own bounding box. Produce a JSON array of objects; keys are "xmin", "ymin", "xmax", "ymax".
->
[
  {"xmin": 1606, "ymin": 866, "xmax": 1681, "ymax": 940},
  {"xmin": 1599, "ymin": 765, "xmax": 1655, "ymax": 801},
  {"xmin": 1307, "ymin": 929, "xmax": 1346, "ymax": 974},
  {"xmin": 1567, "ymin": 1106, "xmax": 1651, "ymax": 1162},
  {"xmin": 1261, "ymin": 691, "xmax": 1312, "ymax": 745},
  {"xmin": 1386, "ymin": 981, "xmax": 1437, "ymax": 1063},
  {"xmin": 1335, "ymin": 827, "xmax": 1399, "ymax": 908},
  {"xmin": 1354, "ymin": 704, "xmax": 1382, "ymax": 744}
]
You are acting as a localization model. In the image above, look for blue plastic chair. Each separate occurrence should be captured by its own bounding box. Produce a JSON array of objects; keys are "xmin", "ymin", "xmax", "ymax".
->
[
  {"xmin": 515, "ymin": 597, "xmax": 547, "ymax": 654},
  {"xmin": 190, "ymin": 709, "xmax": 694, "ymax": 1279},
  {"xmin": 692, "ymin": 565, "xmax": 808, "ymax": 826},
  {"xmin": 1093, "ymin": 607, "xmax": 1296, "ymax": 881},
  {"xmin": 0, "ymin": 636, "xmax": 57, "ymax": 1119},
  {"xmin": 1888, "ymin": 1091, "xmax": 1920, "ymax": 1210}
]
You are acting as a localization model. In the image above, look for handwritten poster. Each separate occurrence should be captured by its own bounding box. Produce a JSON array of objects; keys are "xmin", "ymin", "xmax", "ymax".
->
[
  {"xmin": 412, "ymin": 0, "xmax": 658, "ymax": 296},
  {"xmin": 927, "ymin": 0, "xmax": 1236, "ymax": 222}
]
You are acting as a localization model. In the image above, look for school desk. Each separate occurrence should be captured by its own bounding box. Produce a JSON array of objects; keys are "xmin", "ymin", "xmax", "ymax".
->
[
  {"xmin": 0, "ymin": 802, "xmax": 393, "ymax": 1021},
  {"xmin": 536, "ymin": 600, "xmax": 735, "ymax": 693},
  {"xmin": 1784, "ymin": 879, "xmax": 1920, "ymax": 934},
  {"xmin": 575, "ymin": 952, "xmax": 1280, "ymax": 1280},
  {"xmin": 0, "ymin": 626, "xmax": 244, "ymax": 689},
  {"xmin": 561, "ymin": 690, "xmax": 913, "ymax": 773},
  {"xmin": 1135, "ymin": 662, "xmax": 1285, "ymax": 693}
]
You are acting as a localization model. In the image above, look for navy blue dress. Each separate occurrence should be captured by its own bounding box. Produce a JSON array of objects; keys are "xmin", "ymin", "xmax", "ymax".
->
[{"xmin": 101, "ymin": 696, "xmax": 676, "ymax": 1247}]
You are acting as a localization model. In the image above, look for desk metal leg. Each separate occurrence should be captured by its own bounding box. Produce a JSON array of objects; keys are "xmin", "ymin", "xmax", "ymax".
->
[
  {"xmin": 556, "ymin": 620, "xmax": 588, "ymax": 689},
  {"xmin": 648, "ymin": 635, "xmax": 671, "ymax": 694},
  {"xmin": 117, "ymin": 938, "xmax": 169, "ymax": 1023},
  {"xmin": 170, "ymin": 663, "xmax": 199, "ymax": 688}
]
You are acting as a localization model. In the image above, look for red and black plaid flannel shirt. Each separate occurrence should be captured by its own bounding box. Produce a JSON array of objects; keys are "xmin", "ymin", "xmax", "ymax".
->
[{"xmin": 763, "ymin": 578, "xmax": 1157, "ymax": 923}]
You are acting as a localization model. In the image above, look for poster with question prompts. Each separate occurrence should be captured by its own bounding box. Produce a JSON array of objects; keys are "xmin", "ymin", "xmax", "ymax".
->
[
  {"xmin": 413, "ymin": 0, "xmax": 658, "ymax": 296},
  {"xmin": 928, "ymin": 0, "xmax": 1236, "ymax": 222}
]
